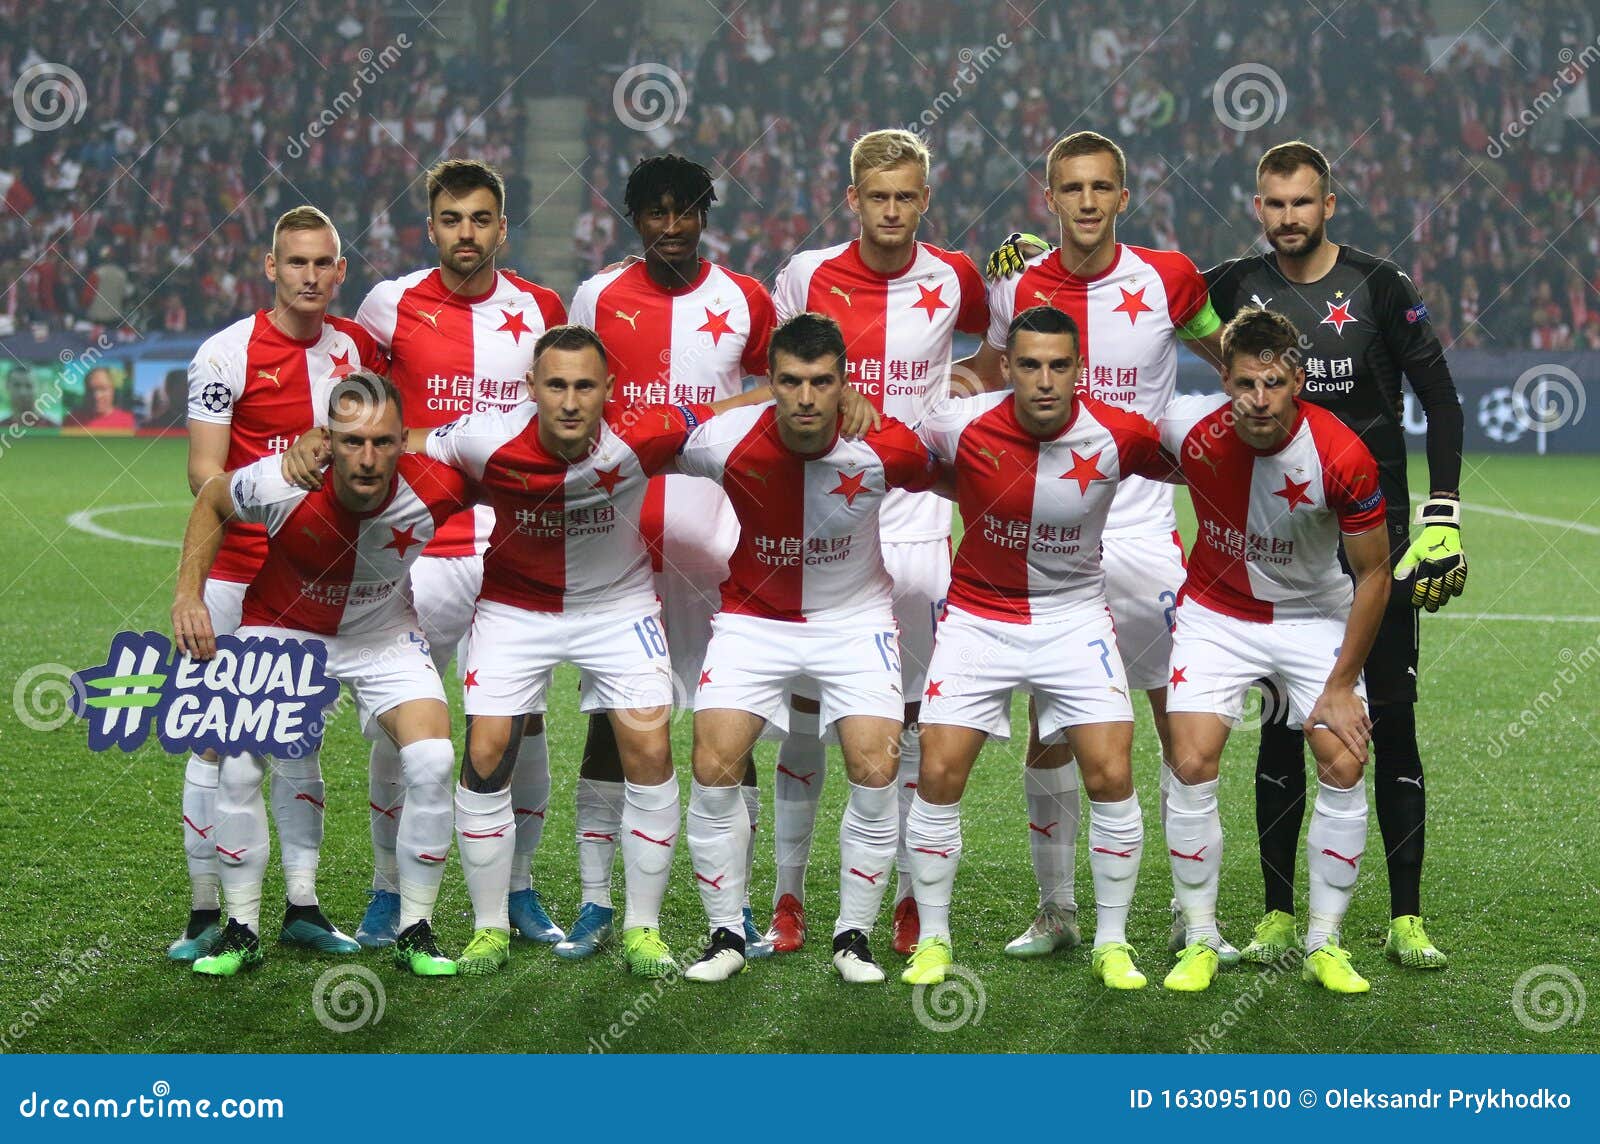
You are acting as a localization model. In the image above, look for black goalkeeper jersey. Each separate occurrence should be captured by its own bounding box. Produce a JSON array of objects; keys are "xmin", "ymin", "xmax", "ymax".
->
[{"xmin": 1205, "ymin": 246, "xmax": 1462, "ymax": 516}]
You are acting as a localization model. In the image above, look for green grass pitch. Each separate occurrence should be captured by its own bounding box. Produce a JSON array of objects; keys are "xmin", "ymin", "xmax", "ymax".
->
[{"xmin": 1, "ymin": 437, "xmax": 1595, "ymax": 1054}]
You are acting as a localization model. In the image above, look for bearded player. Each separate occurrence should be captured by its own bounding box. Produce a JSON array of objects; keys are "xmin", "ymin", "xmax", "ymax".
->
[
  {"xmin": 563, "ymin": 155, "xmax": 778, "ymax": 960},
  {"xmin": 766, "ymin": 129, "xmax": 988, "ymax": 956},
  {"xmin": 176, "ymin": 205, "xmax": 385, "ymax": 961},
  {"xmin": 1205, "ymin": 141, "xmax": 1464, "ymax": 970},
  {"xmin": 347, "ymin": 159, "xmax": 568, "ymax": 949},
  {"xmin": 975, "ymin": 131, "xmax": 1236, "ymax": 963}
]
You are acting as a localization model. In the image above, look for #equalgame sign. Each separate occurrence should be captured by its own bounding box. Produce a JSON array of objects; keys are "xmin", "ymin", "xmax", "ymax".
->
[{"xmin": 69, "ymin": 632, "xmax": 340, "ymax": 756}]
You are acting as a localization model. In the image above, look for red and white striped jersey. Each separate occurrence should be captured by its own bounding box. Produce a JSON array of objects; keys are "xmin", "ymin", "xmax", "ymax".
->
[
  {"xmin": 919, "ymin": 391, "xmax": 1172, "ymax": 623},
  {"xmin": 424, "ymin": 401, "xmax": 713, "ymax": 614},
  {"xmin": 986, "ymin": 244, "xmax": 1219, "ymax": 539},
  {"xmin": 674, "ymin": 403, "xmax": 938, "ymax": 622},
  {"xmin": 773, "ymin": 239, "xmax": 987, "ymax": 543},
  {"xmin": 356, "ymin": 267, "xmax": 567, "ymax": 558},
  {"xmin": 228, "ymin": 452, "xmax": 473, "ymax": 636},
  {"xmin": 1160, "ymin": 393, "xmax": 1387, "ymax": 623},
  {"xmin": 569, "ymin": 258, "xmax": 775, "ymax": 572},
  {"xmin": 188, "ymin": 310, "xmax": 387, "ymax": 584}
]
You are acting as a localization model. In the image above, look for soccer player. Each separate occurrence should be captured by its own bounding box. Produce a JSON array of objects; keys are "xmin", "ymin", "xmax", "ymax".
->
[
  {"xmin": 563, "ymin": 154, "xmax": 777, "ymax": 960},
  {"xmin": 1205, "ymin": 141, "xmax": 1464, "ymax": 969},
  {"xmin": 176, "ymin": 205, "xmax": 385, "ymax": 961},
  {"xmin": 973, "ymin": 131, "xmax": 1233, "ymax": 962},
  {"xmin": 1159, "ymin": 309, "xmax": 1389, "ymax": 994},
  {"xmin": 349, "ymin": 159, "xmax": 568, "ymax": 949},
  {"xmin": 173, "ymin": 374, "xmax": 470, "ymax": 977},
  {"xmin": 905, "ymin": 306, "xmax": 1179, "ymax": 991},
  {"xmin": 767, "ymin": 129, "xmax": 988, "ymax": 956},
  {"xmin": 673, "ymin": 313, "xmax": 940, "ymax": 984}
]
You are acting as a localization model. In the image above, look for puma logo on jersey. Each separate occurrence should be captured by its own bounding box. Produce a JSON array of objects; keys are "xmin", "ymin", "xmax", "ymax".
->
[
  {"xmin": 256, "ymin": 368, "xmax": 281, "ymax": 387},
  {"xmin": 299, "ymin": 525, "xmax": 321, "ymax": 545},
  {"xmin": 1032, "ymin": 290, "xmax": 1053, "ymax": 306},
  {"xmin": 499, "ymin": 466, "xmax": 533, "ymax": 491},
  {"xmin": 1250, "ymin": 293, "xmax": 1273, "ymax": 309},
  {"xmin": 616, "ymin": 309, "xmax": 640, "ymax": 330},
  {"xmin": 741, "ymin": 467, "xmax": 770, "ymax": 485},
  {"xmin": 415, "ymin": 307, "xmax": 443, "ymax": 329},
  {"xmin": 976, "ymin": 446, "xmax": 1005, "ymax": 471},
  {"xmin": 829, "ymin": 285, "xmax": 855, "ymax": 307}
]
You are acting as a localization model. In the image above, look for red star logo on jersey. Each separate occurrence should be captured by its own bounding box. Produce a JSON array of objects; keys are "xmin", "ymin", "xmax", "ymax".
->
[
  {"xmin": 699, "ymin": 307, "xmax": 734, "ymax": 345},
  {"xmin": 1060, "ymin": 449, "xmax": 1106, "ymax": 494},
  {"xmin": 698, "ymin": 669, "xmax": 712, "ymax": 687},
  {"xmin": 830, "ymin": 469, "xmax": 869, "ymax": 505},
  {"xmin": 1273, "ymin": 474, "xmax": 1314, "ymax": 512},
  {"xmin": 911, "ymin": 283, "xmax": 949, "ymax": 321},
  {"xmin": 328, "ymin": 350, "xmax": 356, "ymax": 380},
  {"xmin": 1113, "ymin": 285, "xmax": 1153, "ymax": 324},
  {"xmin": 497, "ymin": 309, "xmax": 531, "ymax": 343},
  {"xmin": 463, "ymin": 670, "xmax": 479, "ymax": 690},
  {"xmin": 591, "ymin": 465, "xmax": 624, "ymax": 496},
  {"xmin": 1169, "ymin": 666, "xmax": 1187, "ymax": 687},
  {"xmin": 1319, "ymin": 299, "xmax": 1356, "ymax": 335},
  {"xmin": 384, "ymin": 524, "xmax": 421, "ymax": 559},
  {"xmin": 924, "ymin": 679, "xmax": 944, "ymax": 699}
]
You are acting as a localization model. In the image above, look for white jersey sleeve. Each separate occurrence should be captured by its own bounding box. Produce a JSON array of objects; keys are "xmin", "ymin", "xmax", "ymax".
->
[
  {"xmin": 916, "ymin": 391, "xmax": 1001, "ymax": 462},
  {"xmin": 673, "ymin": 402, "xmax": 766, "ymax": 482},
  {"xmin": 983, "ymin": 275, "xmax": 1018, "ymax": 352},
  {"xmin": 771, "ymin": 259, "xmax": 805, "ymax": 322},
  {"xmin": 355, "ymin": 280, "xmax": 401, "ymax": 351},
  {"xmin": 567, "ymin": 276, "xmax": 599, "ymax": 328},
  {"xmin": 186, "ymin": 331, "xmax": 245, "ymax": 426},
  {"xmin": 422, "ymin": 404, "xmax": 527, "ymax": 481},
  {"xmin": 228, "ymin": 454, "xmax": 307, "ymax": 531},
  {"xmin": 1157, "ymin": 392, "xmax": 1229, "ymax": 454}
]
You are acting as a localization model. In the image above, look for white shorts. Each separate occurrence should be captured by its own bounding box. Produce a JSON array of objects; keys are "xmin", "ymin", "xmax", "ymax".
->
[
  {"xmin": 1165, "ymin": 599, "xmax": 1366, "ymax": 729},
  {"xmin": 462, "ymin": 598, "xmax": 675, "ymax": 717},
  {"xmin": 1101, "ymin": 531, "xmax": 1186, "ymax": 692},
  {"xmin": 920, "ymin": 603, "xmax": 1135, "ymax": 743},
  {"xmin": 885, "ymin": 538, "xmax": 952, "ymax": 701},
  {"xmin": 696, "ymin": 611, "xmax": 905, "ymax": 733},
  {"xmin": 410, "ymin": 553, "xmax": 482, "ymax": 680},
  {"xmin": 204, "ymin": 578, "xmax": 247, "ymax": 636},
  {"xmin": 234, "ymin": 623, "xmax": 445, "ymax": 740},
  {"xmin": 654, "ymin": 561, "xmax": 725, "ymax": 711}
]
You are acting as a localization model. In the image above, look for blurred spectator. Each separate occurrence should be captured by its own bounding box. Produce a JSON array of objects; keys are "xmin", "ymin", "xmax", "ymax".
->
[{"xmin": 69, "ymin": 365, "xmax": 134, "ymax": 430}]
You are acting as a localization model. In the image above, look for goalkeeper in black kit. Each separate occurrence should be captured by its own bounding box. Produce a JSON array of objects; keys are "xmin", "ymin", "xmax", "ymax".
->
[{"xmin": 1204, "ymin": 141, "xmax": 1465, "ymax": 969}]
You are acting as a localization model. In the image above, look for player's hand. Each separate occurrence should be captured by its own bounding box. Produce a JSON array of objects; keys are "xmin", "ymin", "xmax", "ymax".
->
[
  {"xmin": 281, "ymin": 428, "xmax": 330, "ymax": 490},
  {"xmin": 173, "ymin": 595, "xmax": 218, "ymax": 660},
  {"xmin": 837, "ymin": 385, "xmax": 881, "ymax": 439},
  {"xmin": 984, "ymin": 232, "xmax": 1049, "ymax": 281},
  {"xmin": 1306, "ymin": 685, "xmax": 1372, "ymax": 759},
  {"xmin": 1394, "ymin": 498, "xmax": 1467, "ymax": 611}
]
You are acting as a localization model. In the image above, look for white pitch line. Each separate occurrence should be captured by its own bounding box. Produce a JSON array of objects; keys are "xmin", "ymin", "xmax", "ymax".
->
[
  {"xmin": 1413, "ymin": 494, "xmax": 1600, "ymax": 537},
  {"xmin": 65, "ymin": 502, "xmax": 185, "ymax": 549},
  {"xmin": 1432, "ymin": 612, "xmax": 1600, "ymax": 623}
]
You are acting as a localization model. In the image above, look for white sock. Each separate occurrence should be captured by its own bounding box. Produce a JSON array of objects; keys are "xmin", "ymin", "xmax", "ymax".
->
[
  {"xmin": 893, "ymin": 726, "xmax": 921, "ymax": 903},
  {"xmin": 574, "ymin": 777, "xmax": 624, "ymax": 909},
  {"xmin": 510, "ymin": 727, "xmax": 550, "ymax": 893},
  {"xmin": 740, "ymin": 781, "xmax": 759, "ymax": 910},
  {"xmin": 181, "ymin": 754, "xmax": 220, "ymax": 911},
  {"xmin": 396, "ymin": 739, "xmax": 454, "ymax": 930},
  {"xmin": 622, "ymin": 776, "xmax": 680, "ymax": 930},
  {"xmin": 269, "ymin": 753, "xmax": 323, "ymax": 906},
  {"xmin": 904, "ymin": 794, "xmax": 961, "ymax": 941},
  {"xmin": 837, "ymin": 781, "xmax": 897, "ymax": 936},
  {"xmin": 688, "ymin": 781, "xmax": 747, "ymax": 933},
  {"xmin": 455, "ymin": 784, "xmax": 513, "ymax": 932},
  {"xmin": 1087, "ymin": 794, "xmax": 1143, "ymax": 946},
  {"xmin": 1305, "ymin": 780, "xmax": 1368, "ymax": 953},
  {"xmin": 368, "ymin": 738, "xmax": 404, "ymax": 894},
  {"xmin": 773, "ymin": 721, "xmax": 826, "ymax": 906},
  {"xmin": 1025, "ymin": 764, "xmax": 1081, "ymax": 909},
  {"xmin": 215, "ymin": 753, "xmax": 268, "ymax": 934},
  {"xmin": 1165, "ymin": 777, "xmax": 1222, "ymax": 946}
]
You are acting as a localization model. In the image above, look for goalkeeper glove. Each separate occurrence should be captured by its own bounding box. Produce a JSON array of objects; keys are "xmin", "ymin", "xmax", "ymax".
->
[
  {"xmin": 1394, "ymin": 498, "xmax": 1467, "ymax": 611},
  {"xmin": 984, "ymin": 232, "xmax": 1050, "ymax": 281}
]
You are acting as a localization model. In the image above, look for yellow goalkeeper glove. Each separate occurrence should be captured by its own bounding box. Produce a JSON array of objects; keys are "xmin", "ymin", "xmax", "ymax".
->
[
  {"xmin": 984, "ymin": 232, "xmax": 1049, "ymax": 281},
  {"xmin": 1394, "ymin": 498, "xmax": 1467, "ymax": 611}
]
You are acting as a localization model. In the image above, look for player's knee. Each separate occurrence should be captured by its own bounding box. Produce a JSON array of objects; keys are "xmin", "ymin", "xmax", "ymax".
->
[{"xmin": 620, "ymin": 732, "xmax": 673, "ymax": 784}]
